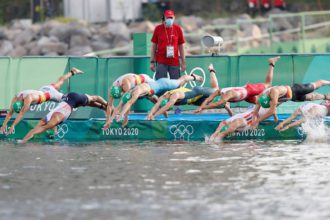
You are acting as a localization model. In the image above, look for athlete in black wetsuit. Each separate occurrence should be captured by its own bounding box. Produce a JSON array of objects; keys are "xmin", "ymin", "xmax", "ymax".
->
[{"xmin": 19, "ymin": 92, "xmax": 107, "ymax": 143}]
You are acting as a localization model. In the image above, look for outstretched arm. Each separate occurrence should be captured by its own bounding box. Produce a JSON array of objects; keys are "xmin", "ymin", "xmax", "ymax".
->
[
  {"xmin": 117, "ymin": 92, "xmax": 140, "ymax": 122},
  {"xmin": 106, "ymin": 93, "xmax": 115, "ymax": 121},
  {"xmin": 203, "ymin": 96, "xmax": 228, "ymax": 110},
  {"xmin": 104, "ymin": 101, "xmax": 123, "ymax": 129},
  {"xmin": 275, "ymin": 109, "xmax": 301, "ymax": 130},
  {"xmin": 194, "ymin": 89, "xmax": 220, "ymax": 113},
  {"xmin": 153, "ymin": 95, "xmax": 180, "ymax": 119},
  {"xmin": 280, "ymin": 117, "xmax": 306, "ymax": 131},
  {"xmin": 210, "ymin": 121, "xmax": 226, "ymax": 141},
  {"xmin": 146, "ymin": 96, "xmax": 164, "ymax": 120},
  {"xmin": 7, "ymin": 97, "xmax": 33, "ymax": 135},
  {"xmin": 224, "ymin": 102, "xmax": 233, "ymax": 116},
  {"xmin": 0, "ymin": 97, "xmax": 16, "ymax": 134}
]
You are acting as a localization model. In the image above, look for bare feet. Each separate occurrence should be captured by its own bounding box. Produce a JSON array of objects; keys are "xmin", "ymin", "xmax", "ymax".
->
[
  {"xmin": 71, "ymin": 67, "xmax": 84, "ymax": 75},
  {"xmin": 268, "ymin": 56, "xmax": 280, "ymax": 66},
  {"xmin": 325, "ymin": 93, "xmax": 330, "ymax": 100},
  {"xmin": 191, "ymin": 73, "xmax": 204, "ymax": 82},
  {"xmin": 208, "ymin": 64, "xmax": 215, "ymax": 72}
]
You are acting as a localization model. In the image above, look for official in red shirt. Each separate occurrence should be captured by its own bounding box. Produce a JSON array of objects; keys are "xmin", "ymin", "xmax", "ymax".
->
[{"xmin": 150, "ymin": 10, "xmax": 186, "ymax": 80}]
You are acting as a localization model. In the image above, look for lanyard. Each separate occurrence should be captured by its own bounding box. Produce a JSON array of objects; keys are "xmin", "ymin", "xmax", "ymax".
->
[{"xmin": 164, "ymin": 24, "xmax": 174, "ymax": 45}]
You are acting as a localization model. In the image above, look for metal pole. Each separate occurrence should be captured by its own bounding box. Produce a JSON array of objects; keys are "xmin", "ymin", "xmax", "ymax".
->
[
  {"xmin": 269, "ymin": 17, "xmax": 273, "ymax": 53},
  {"xmin": 301, "ymin": 14, "xmax": 306, "ymax": 53}
]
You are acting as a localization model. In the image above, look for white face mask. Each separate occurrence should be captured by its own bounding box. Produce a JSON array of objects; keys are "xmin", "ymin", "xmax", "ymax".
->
[{"xmin": 165, "ymin": 18, "xmax": 174, "ymax": 27}]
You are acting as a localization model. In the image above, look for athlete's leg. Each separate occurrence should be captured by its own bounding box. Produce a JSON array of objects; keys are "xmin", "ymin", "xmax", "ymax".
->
[
  {"xmin": 215, "ymin": 119, "xmax": 244, "ymax": 140},
  {"xmin": 208, "ymin": 64, "xmax": 219, "ymax": 89},
  {"xmin": 177, "ymin": 73, "xmax": 203, "ymax": 86},
  {"xmin": 19, "ymin": 113, "xmax": 64, "ymax": 143},
  {"xmin": 311, "ymin": 80, "xmax": 330, "ymax": 90},
  {"xmin": 305, "ymin": 92, "xmax": 327, "ymax": 101},
  {"xmin": 52, "ymin": 67, "xmax": 83, "ymax": 90},
  {"xmin": 87, "ymin": 95, "xmax": 107, "ymax": 110},
  {"xmin": 264, "ymin": 56, "xmax": 280, "ymax": 87},
  {"xmin": 325, "ymin": 93, "xmax": 330, "ymax": 100}
]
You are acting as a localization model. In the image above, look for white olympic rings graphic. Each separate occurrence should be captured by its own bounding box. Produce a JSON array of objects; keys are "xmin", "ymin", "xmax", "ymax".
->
[
  {"xmin": 152, "ymin": 67, "xmax": 206, "ymax": 88},
  {"xmin": 169, "ymin": 124, "xmax": 194, "ymax": 141},
  {"xmin": 56, "ymin": 124, "xmax": 69, "ymax": 139},
  {"xmin": 297, "ymin": 127, "xmax": 306, "ymax": 137}
]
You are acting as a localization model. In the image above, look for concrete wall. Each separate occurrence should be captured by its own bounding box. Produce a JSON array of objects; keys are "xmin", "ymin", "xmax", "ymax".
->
[{"xmin": 64, "ymin": 0, "xmax": 142, "ymax": 23}]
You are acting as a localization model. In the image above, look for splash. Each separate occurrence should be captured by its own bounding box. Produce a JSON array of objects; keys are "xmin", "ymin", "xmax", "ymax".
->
[
  {"xmin": 204, "ymin": 135, "xmax": 222, "ymax": 144},
  {"xmin": 301, "ymin": 115, "xmax": 330, "ymax": 142}
]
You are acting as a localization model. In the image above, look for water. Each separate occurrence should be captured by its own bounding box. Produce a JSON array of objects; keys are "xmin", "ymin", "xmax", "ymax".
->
[{"xmin": 0, "ymin": 140, "xmax": 330, "ymax": 220}]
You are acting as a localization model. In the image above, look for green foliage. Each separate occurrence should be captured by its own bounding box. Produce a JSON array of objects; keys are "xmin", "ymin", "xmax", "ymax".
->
[{"xmin": 143, "ymin": 4, "xmax": 162, "ymax": 22}]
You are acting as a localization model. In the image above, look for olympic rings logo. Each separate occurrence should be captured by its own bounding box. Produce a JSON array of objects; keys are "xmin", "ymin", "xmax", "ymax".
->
[
  {"xmin": 56, "ymin": 124, "xmax": 69, "ymax": 139},
  {"xmin": 152, "ymin": 67, "xmax": 206, "ymax": 88},
  {"xmin": 169, "ymin": 124, "xmax": 194, "ymax": 141},
  {"xmin": 297, "ymin": 127, "xmax": 306, "ymax": 137}
]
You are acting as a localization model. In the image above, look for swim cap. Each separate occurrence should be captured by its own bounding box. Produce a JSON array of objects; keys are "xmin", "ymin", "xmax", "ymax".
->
[
  {"xmin": 220, "ymin": 125, "xmax": 229, "ymax": 133},
  {"xmin": 212, "ymin": 96, "xmax": 225, "ymax": 108},
  {"xmin": 13, "ymin": 100, "xmax": 23, "ymax": 113},
  {"xmin": 122, "ymin": 93, "xmax": 132, "ymax": 104},
  {"xmin": 110, "ymin": 86, "xmax": 122, "ymax": 99},
  {"xmin": 259, "ymin": 94, "xmax": 270, "ymax": 108}
]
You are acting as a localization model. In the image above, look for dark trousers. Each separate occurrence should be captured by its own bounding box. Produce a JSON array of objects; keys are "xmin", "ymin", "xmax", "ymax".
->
[{"xmin": 155, "ymin": 63, "xmax": 181, "ymax": 80}]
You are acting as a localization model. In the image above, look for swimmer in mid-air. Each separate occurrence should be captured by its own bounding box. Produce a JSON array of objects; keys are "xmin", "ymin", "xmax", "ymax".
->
[
  {"xmin": 209, "ymin": 106, "xmax": 277, "ymax": 142},
  {"xmin": 105, "ymin": 73, "xmax": 203, "ymax": 128},
  {"xmin": 146, "ymin": 64, "xmax": 232, "ymax": 120},
  {"xmin": 18, "ymin": 92, "xmax": 107, "ymax": 144},
  {"xmin": 0, "ymin": 68, "xmax": 83, "ymax": 135},
  {"xmin": 194, "ymin": 56, "xmax": 280, "ymax": 114},
  {"xmin": 275, "ymin": 100, "xmax": 330, "ymax": 131},
  {"xmin": 251, "ymin": 80, "xmax": 330, "ymax": 128},
  {"xmin": 106, "ymin": 73, "xmax": 154, "ymax": 126}
]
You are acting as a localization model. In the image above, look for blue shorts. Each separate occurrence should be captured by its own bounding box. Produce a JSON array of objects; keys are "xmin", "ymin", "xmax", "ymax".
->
[{"xmin": 148, "ymin": 78, "xmax": 181, "ymax": 96}]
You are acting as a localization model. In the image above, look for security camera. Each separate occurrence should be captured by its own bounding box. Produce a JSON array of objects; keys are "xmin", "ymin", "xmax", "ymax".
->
[{"xmin": 201, "ymin": 35, "xmax": 224, "ymax": 55}]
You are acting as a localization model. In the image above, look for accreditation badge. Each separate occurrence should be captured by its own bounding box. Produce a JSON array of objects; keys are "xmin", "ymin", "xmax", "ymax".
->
[{"xmin": 166, "ymin": 46, "xmax": 174, "ymax": 58}]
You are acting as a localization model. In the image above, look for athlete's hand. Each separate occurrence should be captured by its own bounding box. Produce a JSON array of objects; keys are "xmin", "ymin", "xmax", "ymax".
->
[
  {"xmin": 193, "ymin": 108, "xmax": 203, "ymax": 114},
  {"xmin": 275, "ymin": 123, "xmax": 284, "ymax": 131},
  {"xmin": 279, "ymin": 126, "xmax": 289, "ymax": 132},
  {"xmin": 250, "ymin": 121, "xmax": 258, "ymax": 130},
  {"xmin": 145, "ymin": 114, "xmax": 152, "ymax": 120},
  {"xmin": 53, "ymin": 126, "xmax": 58, "ymax": 135},
  {"xmin": 150, "ymin": 63, "xmax": 155, "ymax": 72},
  {"xmin": 122, "ymin": 117, "xmax": 128, "ymax": 128},
  {"xmin": 116, "ymin": 115, "xmax": 123, "ymax": 123},
  {"xmin": 7, "ymin": 126, "xmax": 15, "ymax": 136},
  {"xmin": 0, "ymin": 125, "xmax": 6, "ymax": 134},
  {"xmin": 103, "ymin": 122, "xmax": 111, "ymax": 129},
  {"xmin": 181, "ymin": 62, "xmax": 186, "ymax": 72}
]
